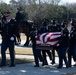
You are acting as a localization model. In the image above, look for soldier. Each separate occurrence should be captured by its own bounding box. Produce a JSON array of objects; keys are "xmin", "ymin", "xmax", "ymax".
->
[
  {"xmin": 40, "ymin": 19, "xmax": 49, "ymax": 33},
  {"xmin": 68, "ymin": 19, "xmax": 76, "ymax": 67},
  {"xmin": 49, "ymin": 18, "xmax": 61, "ymax": 65},
  {"xmin": 0, "ymin": 11, "xmax": 21, "ymax": 67},
  {"xmin": 30, "ymin": 25, "xmax": 45, "ymax": 67},
  {"xmin": 57, "ymin": 21, "xmax": 69, "ymax": 69},
  {"xmin": 40, "ymin": 19, "xmax": 52, "ymax": 65}
]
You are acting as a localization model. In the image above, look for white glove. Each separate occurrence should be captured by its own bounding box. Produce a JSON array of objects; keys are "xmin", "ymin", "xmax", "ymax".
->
[
  {"xmin": 57, "ymin": 44, "xmax": 60, "ymax": 46},
  {"xmin": 10, "ymin": 37, "xmax": 14, "ymax": 41}
]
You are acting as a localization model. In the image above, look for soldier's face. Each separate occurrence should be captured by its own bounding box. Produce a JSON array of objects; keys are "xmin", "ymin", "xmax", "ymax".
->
[
  {"xmin": 6, "ymin": 14, "xmax": 11, "ymax": 20},
  {"xmin": 51, "ymin": 20, "xmax": 53, "ymax": 23},
  {"xmin": 64, "ymin": 24, "xmax": 67, "ymax": 28}
]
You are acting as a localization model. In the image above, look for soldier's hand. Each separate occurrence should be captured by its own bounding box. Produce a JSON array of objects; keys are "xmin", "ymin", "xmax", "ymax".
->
[{"xmin": 57, "ymin": 43, "xmax": 60, "ymax": 46}]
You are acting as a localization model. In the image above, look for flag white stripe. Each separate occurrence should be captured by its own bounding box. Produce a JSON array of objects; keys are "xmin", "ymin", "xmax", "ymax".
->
[
  {"xmin": 36, "ymin": 41, "xmax": 43, "ymax": 44},
  {"xmin": 40, "ymin": 33, "xmax": 46, "ymax": 43},
  {"xmin": 46, "ymin": 41, "xmax": 58, "ymax": 45},
  {"xmin": 44, "ymin": 33, "xmax": 52, "ymax": 42},
  {"xmin": 50, "ymin": 35, "xmax": 61, "ymax": 39}
]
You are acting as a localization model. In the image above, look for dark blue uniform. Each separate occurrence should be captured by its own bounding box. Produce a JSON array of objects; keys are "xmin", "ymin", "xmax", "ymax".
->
[
  {"xmin": 57, "ymin": 28, "xmax": 69, "ymax": 68},
  {"xmin": 30, "ymin": 29, "xmax": 45, "ymax": 67},
  {"xmin": 0, "ymin": 19, "xmax": 20, "ymax": 67},
  {"xmin": 68, "ymin": 25, "xmax": 76, "ymax": 67}
]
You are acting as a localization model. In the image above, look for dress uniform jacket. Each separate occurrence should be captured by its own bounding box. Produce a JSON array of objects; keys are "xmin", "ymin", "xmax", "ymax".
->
[
  {"xmin": 68, "ymin": 25, "xmax": 76, "ymax": 66},
  {"xmin": 59, "ymin": 28, "xmax": 69, "ymax": 47},
  {"xmin": 1, "ymin": 19, "xmax": 20, "ymax": 42},
  {"xmin": 40, "ymin": 26, "xmax": 48, "ymax": 34},
  {"xmin": 48, "ymin": 24, "xmax": 61, "ymax": 32}
]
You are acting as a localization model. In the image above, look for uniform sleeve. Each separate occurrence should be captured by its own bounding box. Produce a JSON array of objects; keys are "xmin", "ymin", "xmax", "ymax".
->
[{"xmin": 0, "ymin": 22, "xmax": 4, "ymax": 37}]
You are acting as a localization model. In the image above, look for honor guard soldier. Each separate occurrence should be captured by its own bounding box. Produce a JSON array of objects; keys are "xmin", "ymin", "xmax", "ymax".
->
[
  {"xmin": 30, "ymin": 25, "xmax": 45, "ymax": 67},
  {"xmin": 68, "ymin": 19, "xmax": 76, "ymax": 67},
  {"xmin": 40, "ymin": 19, "xmax": 49, "ymax": 33},
  {"xmin": 57, "ymin": 21, "xmax": 69, "ymax": 69},
  {"xmin": 40, "ymin": 19, "xmax": 52, "ymax": 65},
  {"xmin": 0, "ymin": 11, "xmax": 21, "ymax": 67},
  {"xmin": 48, "ymin": 18, "xmax": 61, "ymax": 32},
  {"xmin": 48, "ymin": 18, "xmax": 61, "ymax": 65}
]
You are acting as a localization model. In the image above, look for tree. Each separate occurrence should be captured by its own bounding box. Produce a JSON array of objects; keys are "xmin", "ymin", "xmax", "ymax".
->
[
  {"xmin": 46, "ymin": 0, "xmax": 61, "ymax": 5},
  {"xmin": 10, "ymin": 0, "xmax": 17, "ymax": 7},
  {"xmin": 0, "ymin": 3, "xmax": 12, "ymax": 16}
]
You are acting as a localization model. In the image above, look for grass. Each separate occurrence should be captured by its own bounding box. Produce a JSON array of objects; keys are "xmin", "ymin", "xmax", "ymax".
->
[{"xmin": 6, "ymin": 47, "xmax": 33, "ymax": 55}]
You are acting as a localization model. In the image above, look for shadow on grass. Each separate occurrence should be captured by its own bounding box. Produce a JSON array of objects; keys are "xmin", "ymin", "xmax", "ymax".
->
[
  {"xmin": 0, "ymin": 58, "xmax": 34, "ymax": 65},
  {"xmin": 15, "ymin": 58, "xmax": 34, "ymax": 64},
  {"xmin": 0, "ymin": 42, "xmax": 32, "ymax": 48}
]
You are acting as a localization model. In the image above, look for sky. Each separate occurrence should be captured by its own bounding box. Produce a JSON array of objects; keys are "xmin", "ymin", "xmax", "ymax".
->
[
  {"xmin": 60, "ymin": 0, "xmax": 76, "ymax": 4},
  {"xmin": 2, "ymin": 0, "xmax": 76, "ymax": 4},
  {"xmin": 1, "ymin": 0, "xmax": 10, "ymax": 4}
]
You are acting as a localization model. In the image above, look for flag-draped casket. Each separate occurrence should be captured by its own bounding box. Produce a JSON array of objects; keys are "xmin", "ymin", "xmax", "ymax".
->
[{"xmin": 35, "ymin": 32, "xmax": 61, "ymax": 50}]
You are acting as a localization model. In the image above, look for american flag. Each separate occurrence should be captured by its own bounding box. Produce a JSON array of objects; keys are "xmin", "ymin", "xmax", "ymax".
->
[{"xmin": 35, "ymin": 32, "xmax": 61, "ymax": 47}]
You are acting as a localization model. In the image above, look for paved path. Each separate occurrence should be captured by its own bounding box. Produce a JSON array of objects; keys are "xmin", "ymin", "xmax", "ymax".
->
[
  {"xmin": 0, "ymin": 55, "xmax": 76, "ymax": 75},
  {"xmin": 0, "ymin": 62, "xmax": 76, "ymax": 75}
]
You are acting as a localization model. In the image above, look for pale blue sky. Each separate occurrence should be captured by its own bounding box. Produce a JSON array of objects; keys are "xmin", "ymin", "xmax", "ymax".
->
[
  {"xmin": 3, "ymin": 0, "xmax": 76, "ymax": 4},
  {"xmin": 60, "ymin": 0, "xmax": 76, "ymax": 4}
]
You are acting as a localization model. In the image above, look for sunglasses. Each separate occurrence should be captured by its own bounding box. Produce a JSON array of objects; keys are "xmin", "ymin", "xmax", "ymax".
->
[{"xmin": 5, "ymin": 16, "xmax": 10, "ymax": 17}]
